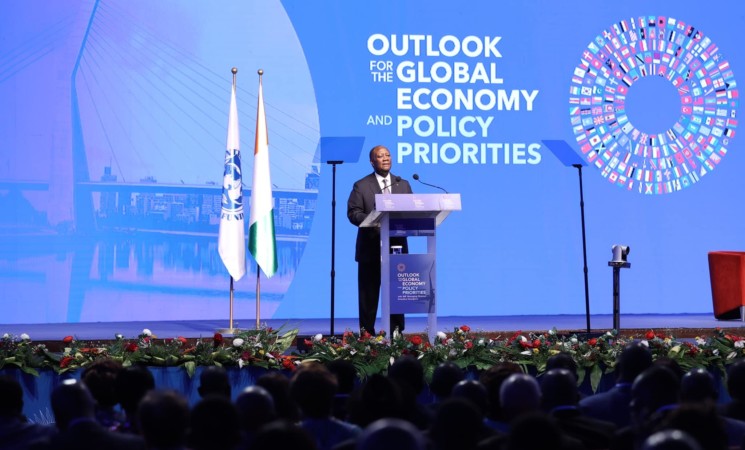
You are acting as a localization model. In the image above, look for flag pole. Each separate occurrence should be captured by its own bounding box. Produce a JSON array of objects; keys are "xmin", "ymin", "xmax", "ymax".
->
[
  {"xmin": 256, "ymin": 264, "xmax": 261, "ymax": 330},
  {"xmin": 217, "ymin": 66, "xmax": 245, "ymax": 335}
]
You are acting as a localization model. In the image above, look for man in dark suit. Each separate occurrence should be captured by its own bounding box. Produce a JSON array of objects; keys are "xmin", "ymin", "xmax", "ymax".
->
[{"xmin": 347, "ymin": 144, "xmax": 412, "ymax": 335}]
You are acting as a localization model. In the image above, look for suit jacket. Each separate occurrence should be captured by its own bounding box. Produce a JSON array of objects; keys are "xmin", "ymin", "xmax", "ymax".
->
[
  {"xmin": 347, "ymin": 172, "xmax": 412, "ymax": 263},
  {"xmin": 578, "ymin": 383, "xmax": 633, "ymax": 428}
]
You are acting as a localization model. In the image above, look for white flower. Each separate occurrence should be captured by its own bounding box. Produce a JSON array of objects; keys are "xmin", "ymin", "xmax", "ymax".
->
[
  {"xmin": 605, "ymin": 331, "xmax": 613, "ymax": 337},
  {"xmin": 2, "ymin": 333, "xmax": 9, "ymax": 339},
  {"xmin": 548, "ymin": 329, "xmax": 556, "ymax": 335},
  {"xmin": 695, "ymin": 337, "xmax": 706, "ymax": 346},
  {"xmin": 519, "ymin": 335, "xmax": 527, "ymax": 342},
  {"xmin": 437, "ymin": 331, "xmax": 447, "ymax": 340},
  {"xmin": 640, "ymin": 340, "xmax": 649, "ymax": 347},
  {"xmin": 390, "ymin": 356, "xmax": 395, "ymax": 366},
  {"xmin": 313, "ymin": 333, "xmax": 323, "ymax": 342},
  {"xmin": 713, "ymin": 349, "xmax": 719, "ymax": 356},
  {"xmin": 115, "ymin": 334, "xmax": 124, "ymax": 340},
  {"xmin": 233, "ymin": 338, "xmax": 245, "ymax": 347},
  {"xmin": 736, "ymin": 341, "xmax": 745, "ymax": 349},
  {"xmin": 142, "ymin": 329, "xmax": 152, "ymax": 336},
  {"xmin": 20, "ymin": 333, "xmax": 30, "ymax": 341},
  {"xmin": 570, "ymin": 338, "xmax": 578, "ymax": 344},
  {"xmin": 728, "ymin": 351, "xmax": 738, "ymax": 360},
  {"xmin": 520, "ymin": 350, "xmax": 532, "ymax": 356},
  {"xmin": 238, "ymin": 359, "xmax": 246, "ymax": 369}
]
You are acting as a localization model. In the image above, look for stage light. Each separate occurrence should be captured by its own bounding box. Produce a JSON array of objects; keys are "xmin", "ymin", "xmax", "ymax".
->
[{"xmin": 612, "ymin": 245, "xmax": 630, "ymax": 263}]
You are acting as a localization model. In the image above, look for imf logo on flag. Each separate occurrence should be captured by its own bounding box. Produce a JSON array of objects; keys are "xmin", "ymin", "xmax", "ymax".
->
[
  {"xmin": 569, "ymin": 16, "xmax": 738, "ymax": 195},
  {"xmin": 221, "ymin": 150, "xmax": 244, "ymax": 218},
  {"xmin": 397, "ymin": 263, "xmax": 406, "ymax": 272}
]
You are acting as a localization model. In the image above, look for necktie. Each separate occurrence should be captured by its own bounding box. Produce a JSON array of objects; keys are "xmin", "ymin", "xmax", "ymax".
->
[{"xmin": 383, "ymin": 179, "xmax": 391, "ymax": 193}]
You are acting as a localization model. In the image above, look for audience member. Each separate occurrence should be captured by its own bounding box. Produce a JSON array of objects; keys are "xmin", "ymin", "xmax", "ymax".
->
[
  {"xmin": 720, "ymin": 358, "xmax": 745, "ymax": 422},
  {"xmin": 197, "ymin": 365, "xmax": 232, "ymax": 399},
  {"xmin": 656, "ymin": 403, "xmax": 727, "ymax": 450},
  {"xmin": 491, "ymin": 411, "xmax": 585, "ymax": 450},
  {"xmin": 137, "ymin": 389, "xmax": 189, "ymax": 450},
  {"xmin": 429, "ymin": 361, "xmax": 465, "ymax": 405},
  {"xmin": 0, "ymin": 375, "xmax": 56, "ymax": 450},
  {"xmin": 580, "ymin": 341, "xmax": 653, "ymax": 428},
  {"xmin": 348, "ymin": 373, "xmax": 404, "ymax": 427},
  {"xmin": 189, "ymin": 395, "xmax": 241, "ymax": 450},
  {"xmin": 611, "ymin": 365, "xmax": 680, "ymax": 450},
  {"xmin": 235, "ymin": 385, "xmax": 276, "ymax": 447},
  {"xmin": 289, "ymin": 363, "xmax": 361, "ymax": 450},
  {"xmin": 540, "ymin": 368, "xmax": 616, "ymax": 449},
  {"xmin": 679, "ymin": 367, "xmax": 745, "ymax": 447},
  {"xmin": 255, "ymin": 370, "xmax": 300, "ymax": 422},
  {"xmin": 115, "ymin": 364, "xmax": 155, "ymax": 434},
  {"xmin": 42, "ymin": 379, "xmax": 146, "ymax": 450},
  {"xmin": 546, "ymin": 351, "xmax": 580, "ymax": 380},
  {"xmin": 81, "ymin": 357, "xmax": 126, "ymax": 430},
  {"xmin": 479, "ymin": 361, "xmax": 522, "ymax": 432},
  {"xmin": 327, "ymin": 358, "xmax": 357, "ymax": 420},
  {"xmin": 357, "ymin": 418, "xmax": 427, "ymax": 450},
  {"xmin": 499, "ymin": 372, "xmax": 542, "ymax": 425},
  {"xmin": 250, "ymin": 420, "xmax": 318, "ymax": 450},
  {"xmin": 428, "ymin": 397, "xmax": 484, "ymax": 450},
  {"xmin": 387, "ymin": 355, "xmax": 434, "ymax": 429},
  {"xmin": 653, "ymin": 356, "xmax": 685, "ymax": 382}
]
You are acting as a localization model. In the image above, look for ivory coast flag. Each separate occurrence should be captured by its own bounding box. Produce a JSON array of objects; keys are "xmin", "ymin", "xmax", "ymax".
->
[
  {"xmin": 217, "ymin": 78, "xmax": 246, "ymax": 280},
  {"xmin": 248, "ymin": 73, "xmax": 277, "ymax": 278}
]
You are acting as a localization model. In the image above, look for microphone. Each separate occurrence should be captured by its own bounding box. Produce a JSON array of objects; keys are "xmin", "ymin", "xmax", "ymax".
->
[
  {"xmin": 412, "ymin": 173, "xmax": 448, "ymax": 193},
  {"xmin": 382, "ymin": 176, "xmax": 402, "ymax": 193}
]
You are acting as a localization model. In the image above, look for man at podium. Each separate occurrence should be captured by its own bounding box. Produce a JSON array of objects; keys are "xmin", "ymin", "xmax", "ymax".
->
[{"xmin": 347, "ymin": 145, "xmax": 412, "ymax": 335}]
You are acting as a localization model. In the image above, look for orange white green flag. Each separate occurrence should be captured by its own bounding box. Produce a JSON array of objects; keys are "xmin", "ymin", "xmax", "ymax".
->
[{"xmin": 248, "ymin": 72, "xmax": 277, "ymax": 277}]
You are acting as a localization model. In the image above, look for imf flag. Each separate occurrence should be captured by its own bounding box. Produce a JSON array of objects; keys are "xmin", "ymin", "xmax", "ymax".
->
[{"xmin": 218, "ymin": 74, "xmax": 247, "ymax": 280}]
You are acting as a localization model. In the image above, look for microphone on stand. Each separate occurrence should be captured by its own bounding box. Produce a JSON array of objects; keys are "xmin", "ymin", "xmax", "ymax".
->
[{"xmin": 412, "ymin": 173, "xmax": 448, "ymax": 193}]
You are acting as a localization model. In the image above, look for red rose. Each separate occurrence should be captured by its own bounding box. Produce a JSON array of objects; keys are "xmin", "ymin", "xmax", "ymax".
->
[
  {"xmin": 241, "ymin": 351, "xmax": 252, "ymax": 361},
  {"xmin": 177, "ymin": 336, "xmax": 188, "ymax": 345},
  {"xmin": 303, "ymin": 339, "xmax": 313, "ymax": 347},
  {"xmin": 213, "ymin": 333, "xmax": 223, "ymax": 346},
  {"xmin": 409, "ymin": 335, "xmax": 423, "ymax": 346},
  {"xmin": 125, "ymin": 343, "xmax": 138, "ymax": 352},
  {"xmin": 424, "ymin": 342, "xmax": 432, "ymax": 349},
  {"xmin": 588, "ymin": 338, "xmax": 598, "ymax": 346},
  {"xmin": 533, "ymin": 339, "xmax": 541, "ymax": 348},
  {"xmin": 62, "ymin": 336, "xmax": 74, "ymax": 344},
  {"xmin": 465, "ymin": 341, "xmax": 474, "ymax": 349},
  {"xmin": 282, "ymin": 357, "xmax": 295, "ymax": 370},
  {"xmin": 520, "ymin": 340, "xmax": 531, "ymax": 348},
  {"xmin": 645, "ymin": 330, "xmax": 656, "ymax": 340},
  {"xmin": 460, "ymin": 325, "xmax": 471, "ymax": 332},
  {"xmin": 60, "ymin": 356, "xmax": 74, "ymax": 368}
]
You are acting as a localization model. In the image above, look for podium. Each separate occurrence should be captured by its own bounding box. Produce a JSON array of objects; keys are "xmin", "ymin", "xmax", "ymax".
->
[{"xmin": 360, "ymin": 193, "xmax": 461, "ymax": 342}]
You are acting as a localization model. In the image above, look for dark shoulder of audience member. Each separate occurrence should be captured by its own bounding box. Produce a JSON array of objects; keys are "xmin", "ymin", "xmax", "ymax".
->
[
  {"xmin": 357, "ymin": 418, "xmax": 427, "ymax": 450},
  {"xmin": 289, "ymin": 362, "xmax": 339, "ymax": 419},
  {"xmin": 137, "ymin": 389, "xmax": 189, "ymax": 450},
  {"xmin": 250, "ymin": 420, "xmax": 318, "ymax": 450},
  {"xmin": 189, "ymin": 394, "xmax": 241, "ymax": 450},
  {"xmin": 327, "ymin": 358, "xmax": 357, "ymax": 420},
  {"xmin": 255, "ymin": 370, "xmax": 300, "ymax": 422},
  {"xmin": 0, "ymin": 375, "xmax": 56, "ymax": 450},
  {"xmin": 483, "ymin": 411, "xmax": 584, "ymax": 450},
  {"xmin": 115, "ymin": 364, "xmax": 155, "ymax": 434}
]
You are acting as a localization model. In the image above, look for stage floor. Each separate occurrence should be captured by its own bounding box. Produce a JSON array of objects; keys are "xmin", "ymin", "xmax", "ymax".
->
[{"xmin": 2, "ymin": 313, "xmax": 744, "ymax": 341}]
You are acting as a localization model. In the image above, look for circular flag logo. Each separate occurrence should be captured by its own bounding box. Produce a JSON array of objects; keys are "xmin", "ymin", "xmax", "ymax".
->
[{"xmin": 569, "ymin": 16, "xmax": 738, "ymax": 194}]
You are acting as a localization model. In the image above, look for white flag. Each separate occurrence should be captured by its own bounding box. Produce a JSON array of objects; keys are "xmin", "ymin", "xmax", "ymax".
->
[{"xmin": 218, "ymin": 80, "xmax": 246, "ymax": 280}]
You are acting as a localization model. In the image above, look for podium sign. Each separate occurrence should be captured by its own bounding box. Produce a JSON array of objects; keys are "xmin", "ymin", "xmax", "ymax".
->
[
  {"xmin": 391, "ymin": 253, "xmax": 435, "ymax": 313},
  {"xmin": 361, "ymin": 193, "xmax": 461, "ymax": 342}
]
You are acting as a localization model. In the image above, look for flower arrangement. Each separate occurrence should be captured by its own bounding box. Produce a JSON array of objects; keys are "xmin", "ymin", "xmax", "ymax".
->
[
  {"xmin": 1, "ymin": 326, "xmax": 298, "ymax": 378},
  {"xmin": 0, "ymin": 326, "xmax": 741, "ymax": 391}
]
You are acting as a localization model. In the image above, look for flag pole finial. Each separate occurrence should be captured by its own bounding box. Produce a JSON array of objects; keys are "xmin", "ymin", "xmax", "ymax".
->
[
  {"xmin": 232, "ymin": 67, "xmax": 238, "ymax": 74},
  {"xmin": 257, "ymin": 69, "xmax": 264, "ymax": 76}
]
